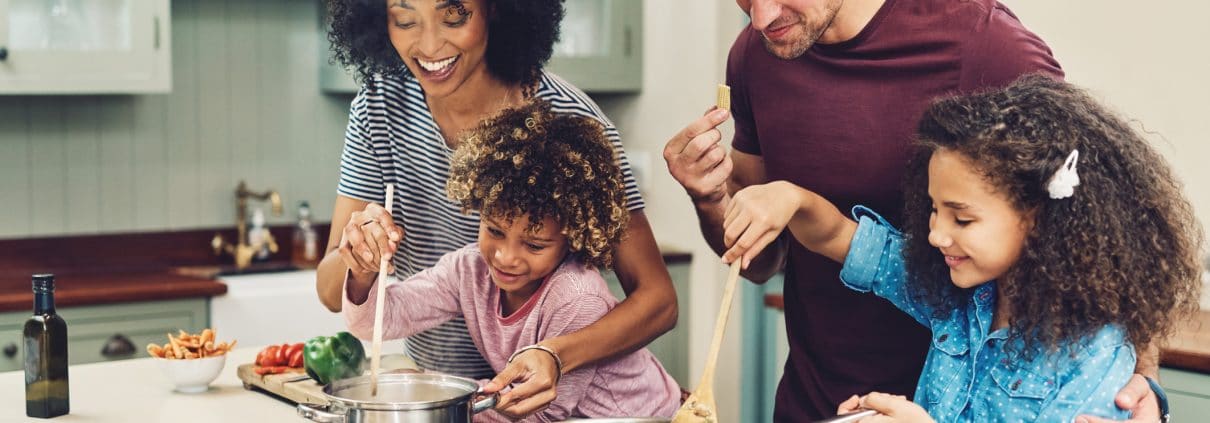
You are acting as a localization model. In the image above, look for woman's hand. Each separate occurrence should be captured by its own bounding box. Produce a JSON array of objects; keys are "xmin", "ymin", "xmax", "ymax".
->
[
  {"xmin": 837, "ymin": 392, "xmax": 935, "ymax": 423},
  {"xmin": 338, "ymin": 202, "xmax": 402, "ymax": 290},
  {"xmin": 481, "ymin": 348, "xmax": 560, "ymax": 419},
  {"xmin": 722, "ymin": 181, "xmax": 801, "ymax": 268}
]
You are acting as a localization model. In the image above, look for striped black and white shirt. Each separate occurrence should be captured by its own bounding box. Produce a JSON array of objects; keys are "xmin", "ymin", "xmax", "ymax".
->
[{"xmin": 337, "ymin": 71, "xmax": 645, "ymax": 378}]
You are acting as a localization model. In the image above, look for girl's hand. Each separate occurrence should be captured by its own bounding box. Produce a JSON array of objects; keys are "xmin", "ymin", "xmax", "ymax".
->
[
  {"xmin": 722, "ymin": 181, "xmax": 800, "ymax": 268},
  {"xmin": 841, "ymin": 392, "xmax": 934, "ymax": 423},
  {"xmin": 338, "ymin": 202, "xmax": 402, "ymax": 287},
  {"xmin": 482, "ymin": 348, "xmax": 560, "ymax": 419},
  {"xmin": 838, "ymin": 394, "xmax": 864, "ymax": 414}
]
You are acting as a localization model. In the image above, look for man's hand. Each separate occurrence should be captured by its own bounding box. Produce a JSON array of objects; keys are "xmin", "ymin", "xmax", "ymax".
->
[
  {"xmin": 837, "ymin": 392, "xmax": 935, "ymax": 423},
  {"xmin": 663, "ymin": 108, "xmax": 733, "ymax": 204},
  {"xmin": 1076, "ymin": 374, "xmax": 1161, "ymax": 423},
  {"xmin": 482, "ymin": 348, "xmax": 560, "ymax": 419},
  {"xmin": 721, "ymin": 181, "xmax": 799, "ymax": 268}
]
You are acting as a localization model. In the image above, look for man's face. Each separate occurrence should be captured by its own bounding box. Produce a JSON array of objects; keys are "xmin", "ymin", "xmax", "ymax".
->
[{"xmin": 736, "ymin": 0, "xmax": 843, "ymax": 59}]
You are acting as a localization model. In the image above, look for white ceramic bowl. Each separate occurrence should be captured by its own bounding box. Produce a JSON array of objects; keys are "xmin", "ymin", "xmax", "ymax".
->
[{"xmin": 155, "ymin": 354, "xmax": 226, "ymax": 393}]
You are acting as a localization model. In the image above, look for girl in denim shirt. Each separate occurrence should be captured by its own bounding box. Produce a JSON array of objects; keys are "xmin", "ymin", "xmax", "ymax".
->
[{"xmin": 718, "ymin": 75, "xmax": 1202, "ymax": 422}]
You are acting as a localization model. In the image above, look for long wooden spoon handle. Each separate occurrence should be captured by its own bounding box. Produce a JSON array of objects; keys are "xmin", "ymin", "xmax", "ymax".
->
[
  {"xmin": 369, "ymin": 184, "xmax": 395, "ymax": 396},
  {"xmin": 698, "ymin": 261, "xmax": 742, "ymax": 389}
]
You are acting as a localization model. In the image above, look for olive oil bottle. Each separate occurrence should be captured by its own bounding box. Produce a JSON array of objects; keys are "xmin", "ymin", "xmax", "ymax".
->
[{"xmin": 24, "ymin": 274, "xmax": 69, "ymax": 418}]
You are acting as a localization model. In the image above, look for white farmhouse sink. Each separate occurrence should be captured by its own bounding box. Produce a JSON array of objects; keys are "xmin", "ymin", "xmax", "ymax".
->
[{"xmin": 210, "ymin": 270, "xmax": 406, "ymax": 353}]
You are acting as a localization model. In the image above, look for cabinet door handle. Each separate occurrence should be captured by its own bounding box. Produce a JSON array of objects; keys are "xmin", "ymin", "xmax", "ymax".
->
[
  {"xmin": 101, "ymin": 334, "xmax": 137, "ymax": 358},
  {"xmin": 623, "ymin": 27, "xmax": 632, "ymax": 57},
  {"xmin": 0, "ymin": 47, "xmax": 8, "ymax": 61},
  {"xmin": 2, "ymin": 342, "xmax": 16, "ymax": 358}
]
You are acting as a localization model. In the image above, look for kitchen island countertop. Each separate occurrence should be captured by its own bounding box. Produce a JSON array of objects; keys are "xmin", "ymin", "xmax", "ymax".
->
[{"xmin": 1, "ymin": 347, "xmax": 303, "ymax": 422}]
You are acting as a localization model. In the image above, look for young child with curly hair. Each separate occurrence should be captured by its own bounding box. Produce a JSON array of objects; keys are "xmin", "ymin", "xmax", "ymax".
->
[
  {"xmin": 720, "ymin": 75, "xmax": 1203, "ymax": 422},
  {"xmin": 341, "ymin": 101, "xmax": 680, "ymax": 422}
]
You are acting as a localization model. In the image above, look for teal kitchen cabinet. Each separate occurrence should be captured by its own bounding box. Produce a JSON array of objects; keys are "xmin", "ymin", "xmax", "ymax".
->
[
  {"xmin": 602, "ymin": 257, "xmax": 691, "ymax": 386},
  {"xmin": 0, "ymin": 298, "xmax": 208, "ymax": 372},
  {"xmin": 1160, "ymin": 367, "xmax": 1210, "ymax": 418},
  {"xmin": 320, "ymin": 0, "xmax": 642, "ymax": 93},
  {"xmin": 741, "ymin": 274, "xmax": 787, "ymax": 423},
  {"xmin": 0, "ymin": 0, "xmax": 172, "ymax": 94}
]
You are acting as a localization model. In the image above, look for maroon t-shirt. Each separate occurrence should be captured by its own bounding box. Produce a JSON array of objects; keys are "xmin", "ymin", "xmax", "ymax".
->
[{"xmin": 726, "ymin": 0, "xmax": 1063, "ymax": 420}]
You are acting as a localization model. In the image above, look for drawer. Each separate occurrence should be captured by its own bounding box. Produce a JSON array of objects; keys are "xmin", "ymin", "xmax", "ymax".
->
[{"xmin": 0, "ymin": 298, "xmax": 208, "ymax": 372}]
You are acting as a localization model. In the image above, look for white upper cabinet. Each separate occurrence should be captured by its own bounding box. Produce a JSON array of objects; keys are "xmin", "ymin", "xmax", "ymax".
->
[
  {"xmin": 320, "ymin": 0, "xmax": 641, "ymax": 94},
  {"xmin": 0, "ymin": 0, "xmax": 171, "ymax": 94}
]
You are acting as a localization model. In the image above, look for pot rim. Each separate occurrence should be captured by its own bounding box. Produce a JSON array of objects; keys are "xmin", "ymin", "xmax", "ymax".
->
[{"xmin": 322, "ymin": 372, "xmax": 483, "ymax": 411}]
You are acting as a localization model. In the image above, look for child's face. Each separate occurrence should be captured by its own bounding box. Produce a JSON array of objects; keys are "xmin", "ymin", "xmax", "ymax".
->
[
  {"xmin": 926, "ymin": 150, "xmax": 1032, "ymax": 289},
  {"xmin": 479, "ymin": 214, "xmax": 570, "ymax": 296}
]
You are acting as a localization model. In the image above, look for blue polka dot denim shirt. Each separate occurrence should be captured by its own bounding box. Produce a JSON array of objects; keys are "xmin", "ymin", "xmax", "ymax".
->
[{"xmin": 839, "ymin": 206, "xmax": 1135, "ymax": 422}]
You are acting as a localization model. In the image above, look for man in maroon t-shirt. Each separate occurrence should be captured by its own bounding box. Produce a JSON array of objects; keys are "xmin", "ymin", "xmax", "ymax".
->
[{"xmin": 663, "ymin": 0, "xmax": 1163, "ymax": 421}]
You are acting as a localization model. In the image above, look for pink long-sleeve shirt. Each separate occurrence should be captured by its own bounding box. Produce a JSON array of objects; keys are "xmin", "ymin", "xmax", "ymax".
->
[{"xmin": 343, "ymin": 244, "xmax": 680, "ymax": 422}]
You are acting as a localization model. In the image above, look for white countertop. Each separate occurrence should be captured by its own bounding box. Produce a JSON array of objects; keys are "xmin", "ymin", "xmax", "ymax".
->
[{"xmin": 1, "ymin": 348, "xmax": 300, "ymax": 422}]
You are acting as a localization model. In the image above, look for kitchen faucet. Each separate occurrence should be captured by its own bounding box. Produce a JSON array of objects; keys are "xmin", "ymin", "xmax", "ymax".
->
[{"xmin": 211, "ymin": 180, "xmax": 282, "ymax": 270}]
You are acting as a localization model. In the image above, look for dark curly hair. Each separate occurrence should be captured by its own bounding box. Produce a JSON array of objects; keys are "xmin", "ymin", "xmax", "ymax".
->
[
  {"xmin": 325, "ymin": 0, "xmax": 563, "ymax": 90},
  {"xmin": 901, "ymin": 74, "xmax": 1203, "ymax": 360},
  {"xmin": 446, "ymin": 100, "xmax": 629, "ymax": 269}
]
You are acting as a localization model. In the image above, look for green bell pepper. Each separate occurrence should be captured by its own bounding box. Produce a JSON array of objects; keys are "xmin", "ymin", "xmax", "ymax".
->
[{"xmin": 303, "ymin": 331, "xmax": 366, "ymax": 385}]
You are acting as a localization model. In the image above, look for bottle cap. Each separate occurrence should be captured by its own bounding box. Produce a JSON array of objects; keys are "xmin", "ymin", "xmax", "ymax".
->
[{"xmin": 32, "ymin": 274, "xmax": 55, "ymax": 293}]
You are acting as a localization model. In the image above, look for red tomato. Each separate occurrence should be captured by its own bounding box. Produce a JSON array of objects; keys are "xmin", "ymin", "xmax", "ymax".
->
[
  {"xmin": 276, "ymin": 343, "xmax": 291, "ymax": 365},
  {"xmin": 288, "ymin": 348, "xmax": 304, "ymax": 368},
  {"xmin": 256, "ymin": 345, "xmax": 281, "ymax": 366}
]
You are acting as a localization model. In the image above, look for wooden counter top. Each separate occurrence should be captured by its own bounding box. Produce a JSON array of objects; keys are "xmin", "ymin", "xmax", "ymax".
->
[
  {"xmin": 1160, "ymin": 310, "xmax": 1210, "ymax": 373},
  {"xmin": 0, "ymin": 271, "xmax": 226, "ymax": 312},
  {"xmin": 764, "ymin": 294, "xmax": 1210, "ymax": 374},
  {"xmin": 0, "ymin": 224, "xmax": 691, "ymax": 313}
]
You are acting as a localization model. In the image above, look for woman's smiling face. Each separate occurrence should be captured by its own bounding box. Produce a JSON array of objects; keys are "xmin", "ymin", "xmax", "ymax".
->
[{"xmin": 385, "ymin": 0, "xmax": 492, "ymax": 98}]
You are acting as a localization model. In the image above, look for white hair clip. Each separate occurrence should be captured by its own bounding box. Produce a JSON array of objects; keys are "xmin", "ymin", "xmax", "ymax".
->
[{"xmin": 1046, "ymin": 149, "xmax": 1080, "ymax": 199}]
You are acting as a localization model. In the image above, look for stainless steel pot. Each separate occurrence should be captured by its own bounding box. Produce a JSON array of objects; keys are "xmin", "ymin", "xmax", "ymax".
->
[
  {"xmin": 563, "ymin": 419, "xmax": 670, "ymax": 422},
  {"xmin": 297, "ymin": 372, "xmax": 496, "ymax": 423}
]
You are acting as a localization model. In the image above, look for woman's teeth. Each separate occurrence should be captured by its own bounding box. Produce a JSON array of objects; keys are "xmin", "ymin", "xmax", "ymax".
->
[{"xmin": 418, "ymin": 56, "xmax": 457, "ymax": 72}]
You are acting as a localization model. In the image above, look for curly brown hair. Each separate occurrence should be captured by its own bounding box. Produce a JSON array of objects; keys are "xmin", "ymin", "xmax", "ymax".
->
[
  {"xmin": 325, "ymin": 0, "xmax": 563, "ymax": 90},
  {"xmin": 446, "ymin": 100, "xmax": 629, "ymax": 268},
  {"xmin": 901, "ymin": 74, "xmax": 1203, "ymax": 359}
]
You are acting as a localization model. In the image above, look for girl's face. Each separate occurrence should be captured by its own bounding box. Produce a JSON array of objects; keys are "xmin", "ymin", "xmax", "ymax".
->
[
  {"xmin": 926, "ymin": 149, "xmax": 1032, "ymax": 289},
  {"xmin": 385, "ymin": 0, "xmax": 491, "ymax": 98},
  {"xmin": 479, "ymin": 214, "xmax": 570, "ymax": 297}
]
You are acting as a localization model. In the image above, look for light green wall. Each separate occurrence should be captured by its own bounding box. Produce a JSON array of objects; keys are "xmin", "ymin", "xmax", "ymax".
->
[{"xmin": 0, "ymin": 0, "xmax": 354, "ymax": 238}]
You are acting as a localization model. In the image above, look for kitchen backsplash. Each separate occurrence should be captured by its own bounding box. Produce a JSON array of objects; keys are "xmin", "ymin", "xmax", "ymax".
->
[{"xmin": 0, "ymin": 0, "xmax": 351, "ymax": 238}]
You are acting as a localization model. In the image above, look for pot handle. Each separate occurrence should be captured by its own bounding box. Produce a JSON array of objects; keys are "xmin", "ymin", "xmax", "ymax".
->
[
  {"xmin": 472, "ymin": 388, "xmax": 499, "ymax": 414},
  {"xmin": 297, "ymin": 403, "xmax": 346, "ymax": 423}
]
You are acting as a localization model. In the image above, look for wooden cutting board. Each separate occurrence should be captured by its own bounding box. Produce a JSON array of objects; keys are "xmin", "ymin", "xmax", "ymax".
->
[
  {"xmin": 237, "ymin": 365, "xmax": 328, "ymax": 405},
  {"xmin": 237, "ymin": 354, "xmax": 419, "ymax": 405}
]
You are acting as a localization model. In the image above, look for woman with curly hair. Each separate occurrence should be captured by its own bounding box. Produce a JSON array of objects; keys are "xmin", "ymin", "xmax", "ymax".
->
[
  {"xmin": 341, "ymin": 102, "xmax": 681, "ymax": 421},
  {"xmin": 717, "ymin": 75, "xmax": 1202, "ymax": 422},
  {"xmin": 315, "ymin": 0, "xmax": 677, "ymax": 416}
]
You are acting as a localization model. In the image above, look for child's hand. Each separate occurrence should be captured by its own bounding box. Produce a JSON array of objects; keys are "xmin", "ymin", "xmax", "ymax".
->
[
  {"xmin": 837, "ymin": 394, "xmax": 864, "ymax": 414},
  {"xmin": 722, "ymin": 181, "xmax": 801, "ymax": 268},
  {"xmin": 338, "ymin": 202, "xmax": 403, "ymax": 279},
  {"xmin": 838, "ymin": 392, "xmax": 935, "ymax": 423}
]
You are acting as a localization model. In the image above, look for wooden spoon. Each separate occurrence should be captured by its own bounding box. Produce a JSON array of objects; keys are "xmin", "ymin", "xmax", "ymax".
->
[
  {"xmin": 369, "ymin": 184, "xmax": 395, "ymax": 397},
  {"xmin": 672, "ymin": 261, "xmax": 742, "ymax": 423}
]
